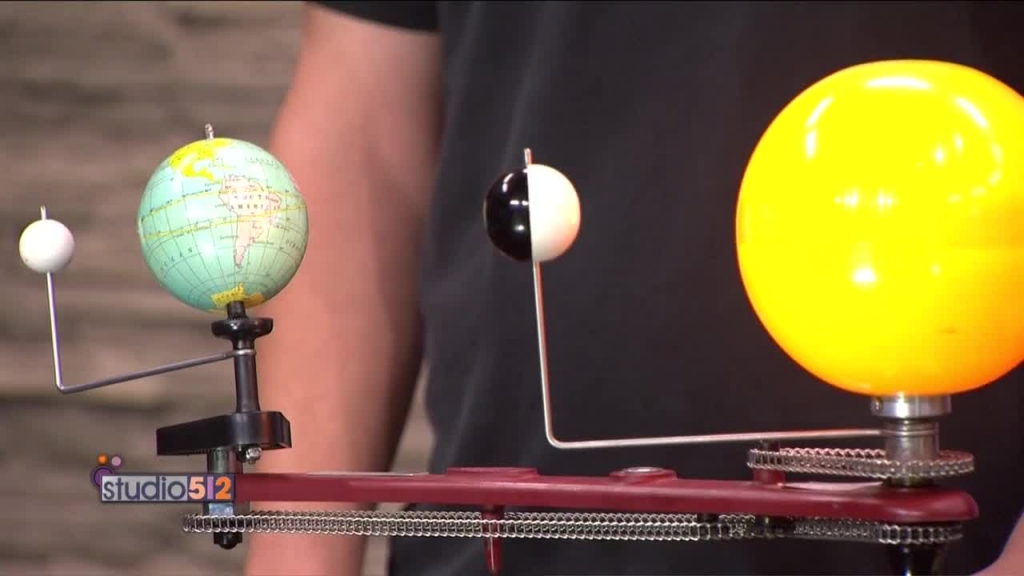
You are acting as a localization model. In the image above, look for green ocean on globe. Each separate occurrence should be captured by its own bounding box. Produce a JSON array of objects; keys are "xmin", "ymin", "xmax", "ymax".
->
[{"xmin": 137, "ymin": 137, "xmax": 309, "ymax": 313}]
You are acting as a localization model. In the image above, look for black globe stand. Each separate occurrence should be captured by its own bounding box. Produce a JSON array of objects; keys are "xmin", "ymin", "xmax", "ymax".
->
[
  {"xmin": 155, "ymin": 300, "xmax": 292, "ymax": 549},
  {"xmin": 155, "ymin": 301, "xmax": 292, "ymax": 456}
]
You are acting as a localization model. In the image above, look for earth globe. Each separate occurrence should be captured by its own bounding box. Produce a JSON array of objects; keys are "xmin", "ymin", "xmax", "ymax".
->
[{"xmin": 137, "ymin": 126, "xmax": 309, "ymax": 313}]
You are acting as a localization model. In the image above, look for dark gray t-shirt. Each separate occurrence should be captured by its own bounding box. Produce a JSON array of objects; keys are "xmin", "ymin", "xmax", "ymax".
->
[{"xmin": 318, "ymin": 2, "xmax": 1023, "ymax": 574}]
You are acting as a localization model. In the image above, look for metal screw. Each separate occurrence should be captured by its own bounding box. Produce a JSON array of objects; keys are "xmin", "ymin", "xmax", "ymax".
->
[
  {"xmin": 242, "ymin": 445, "xmax": 262, "ymax": 464},
  {"xmin": 623, "ymin": 466, "xmax": 662, "ymax": 474}
]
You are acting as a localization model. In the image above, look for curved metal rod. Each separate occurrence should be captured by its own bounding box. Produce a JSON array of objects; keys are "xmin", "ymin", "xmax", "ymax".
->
[
  {"xmin": 519, "ymin": 148, "xmax": 886, "ymax": 452},
  {"xmin": 39, "ymin": 206, "xmax": 242, "ymax": 395},
  {"xmin": 531, "ymin": 263, "xmax": 883, "ymax": 449}
]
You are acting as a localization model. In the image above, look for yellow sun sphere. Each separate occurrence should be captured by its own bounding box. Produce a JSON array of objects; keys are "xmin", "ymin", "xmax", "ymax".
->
[{"xmin": 736, "ymin": 60, "xmax": 1024, "ymax": 397}]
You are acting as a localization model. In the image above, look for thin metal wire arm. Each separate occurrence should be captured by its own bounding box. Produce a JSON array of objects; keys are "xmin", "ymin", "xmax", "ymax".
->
[
  {"xmin": 530, "ymin": 263, "xmax": 883, "ymax": 449},
  {"xmin": 39, "ymin": 206, "xmax": 243, "ymax": 394}
]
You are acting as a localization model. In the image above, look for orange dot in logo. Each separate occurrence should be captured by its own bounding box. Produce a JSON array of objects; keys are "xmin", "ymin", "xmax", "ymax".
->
[{"xmin": 97, "ymin": 454, "xmax": 108, "ymax": 465}]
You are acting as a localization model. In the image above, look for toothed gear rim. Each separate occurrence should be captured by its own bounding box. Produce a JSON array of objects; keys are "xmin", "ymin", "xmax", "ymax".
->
[{"xmin": 747, "ymin": 447, "xmax": 974, "ymax": 479}]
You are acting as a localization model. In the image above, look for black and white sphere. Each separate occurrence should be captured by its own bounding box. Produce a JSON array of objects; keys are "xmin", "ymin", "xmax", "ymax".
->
[{"xmin": 483, "ymin": 163, "xmax": 581, "ymax": 262}]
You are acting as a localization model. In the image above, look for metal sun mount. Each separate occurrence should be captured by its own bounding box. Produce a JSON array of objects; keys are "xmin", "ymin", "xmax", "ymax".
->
[{"xmin": 514, "ymin": 147, "xmax": 968, "ymax": 475}]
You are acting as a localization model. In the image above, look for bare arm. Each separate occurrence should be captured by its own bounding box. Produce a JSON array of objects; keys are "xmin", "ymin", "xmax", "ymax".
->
[
  {"xmin": 979, "ymin": 512, "xmax": 1024, "ymax": 576},
  {"xmin": 244, "ymin": 5, "xmax": 442, "ymax": 575}
]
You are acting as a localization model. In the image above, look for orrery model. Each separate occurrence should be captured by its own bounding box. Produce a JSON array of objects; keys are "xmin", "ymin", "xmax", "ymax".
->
[{"xmin": 21, "ymin": 60, "xmax": 1024, "ymax": 576}]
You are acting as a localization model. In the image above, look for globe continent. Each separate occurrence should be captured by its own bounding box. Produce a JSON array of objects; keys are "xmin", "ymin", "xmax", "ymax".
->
[{"xmin": 137, "ymin": 137, "xmax": 309, "ymax": 313}]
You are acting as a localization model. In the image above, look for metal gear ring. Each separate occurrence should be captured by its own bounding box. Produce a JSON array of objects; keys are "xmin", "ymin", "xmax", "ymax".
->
[{"xmin": 747, "ymin": 447, "xmax": 975, "ymax": 479}]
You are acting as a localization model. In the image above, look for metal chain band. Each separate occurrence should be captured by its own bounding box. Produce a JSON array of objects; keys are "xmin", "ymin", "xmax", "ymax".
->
[
  {"xmin": 181, "ymin": 510, "xmax": 963, "ymax": 545},
  {"xmin": 789, "ymin": 518, "xmax": 964, "ymax": 545},
  {"xmin": 747, "ymin": 447, "xmax": 974, "ymax": 479},
  {"xmin": 184, "ymin": 511, "xmax": 755, "ymax": 541}
]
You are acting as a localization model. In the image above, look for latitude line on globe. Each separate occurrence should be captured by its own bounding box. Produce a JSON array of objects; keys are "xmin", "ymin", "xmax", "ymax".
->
[
  {"xmin": 149, "ymin": 201, "xmax": 181, "ymax": 289},
  {"xmin": 135, "ymin": 129, "xmax": 308, "ymax": 313},
  {"xmin": 227, "ymin": 153, "xmax": 295, "ymax": 296},
  {"xmin": 142, "ymin": 216, "xmax": 306, "ymax": 276},
  {"xmin": 258, "ymin": 245, "xmax": 300, "ymax": 292},
  {"xmin": 137, "ymin": 188, "xmax": 227, "ymax": 220},
  {"xmin": 259, "ymin": 228, "xmax": 286, "ymax": 298},
  {"xmin": 168, "ymin": 178, "xmax": 209, "ymax": 296},
  {"xmin": 139, "ymin": 208, "xmax": 306, "ymax": 241},
  {"xmin": 189, "ymin": 265, "xmax": 241, "ymax": 307},
  {"xmin": 138, "ymin": 171, "xmax": 169, "ymax": 268},
  {"xmin": 198, "ymin": 228, "xmax": 230, "ymax": 301},
  {"xmin": 178, "ymin": 245, "xmax": 299, "ymax": 308},
  {"xmin": 152, "ymin": 177, "xmax": 221, "ymax": 309},
  {"xmin": 157, "ymin": 219, "xmax": 239, "ymax": 308},
  {"xmin": 160, "ymin": 194, "xmax": 206, "ymax": 300},
  {"xmin": 169, "ymin": 174, "xmax": 208, "ymax": 299},
  {"xmin": 256, "ymin": 211, "xmax": 292, "ymax": 295},
  {"xmin": 198, "ymin": 165, "xmax": 231, "ymax": 299},
  {"xmin": 143, "ymin": 176, "xmax": 204, "ymax": 290},
  {"xmin": 203, "ymin": 229, "xmax": 229, "ymax": 307},
  {"xmin": 251, "ymin": 162, "xmax": 273, "ymax": 283},
  {"xmin": 137, "ymin": 186, "xmax": 305, "ymax": 224},
  {"xmin": 174, "ymin": 249, "xmax": 279, "ymax": 307},
  {"xmin": 228, "ymin": 204, "xmax": 239, "ymax": 305},
  {"xmin": 179, "ymin": 191, "xmax": 219, "ymax": 297}
]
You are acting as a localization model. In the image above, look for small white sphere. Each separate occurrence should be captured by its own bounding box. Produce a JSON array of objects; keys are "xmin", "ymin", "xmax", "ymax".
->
[
  {"xmin": 526, "ymin": 163, "xmax": 581, "ymax": 262},
  {"xmin": 19, "ymin": 218, "xmax": 76, "ymax": 274}
]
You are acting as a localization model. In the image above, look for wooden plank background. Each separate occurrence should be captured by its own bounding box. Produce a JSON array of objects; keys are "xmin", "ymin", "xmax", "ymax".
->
[{"xmin": 0, "ymin": 2, "xmax": 432, "ymax": 574}]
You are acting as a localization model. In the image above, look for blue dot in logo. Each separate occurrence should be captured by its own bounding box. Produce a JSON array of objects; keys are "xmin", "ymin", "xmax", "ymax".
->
[{"xmin": 91, "ymin": 465, "xmax": 114, "ymax": 488}]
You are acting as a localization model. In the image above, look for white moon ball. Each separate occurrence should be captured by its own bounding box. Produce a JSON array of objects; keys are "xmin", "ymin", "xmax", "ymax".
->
[
  {"xmin": 526, "ymin": 163, "xmax": 581, "ymax": 262},
  {"xmin": 19, "ymin": 218, "xmax": 76, "ymax": 274}
]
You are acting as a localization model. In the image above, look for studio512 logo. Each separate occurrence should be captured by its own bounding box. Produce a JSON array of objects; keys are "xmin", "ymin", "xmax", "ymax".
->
[{"xmin": 90, "ymin": 453, "xmax": 234, "ymax": 503}]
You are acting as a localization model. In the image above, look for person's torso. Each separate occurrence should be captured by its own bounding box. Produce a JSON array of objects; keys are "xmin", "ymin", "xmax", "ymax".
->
[{"xmin": 393, "ymin": 2, "xmax": 1024, "ymax": 574}]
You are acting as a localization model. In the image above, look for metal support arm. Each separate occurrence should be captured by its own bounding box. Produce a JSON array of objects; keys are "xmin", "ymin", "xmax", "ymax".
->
[{"xmin": 39, "ymin": 206, "xmax": 244, "ymax": 395}]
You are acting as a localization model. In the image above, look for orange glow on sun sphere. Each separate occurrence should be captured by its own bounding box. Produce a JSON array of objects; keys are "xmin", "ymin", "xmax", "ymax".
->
[{"xmin": 737, "ymin": 60, "xmax": 1024, "ymax": 397}]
